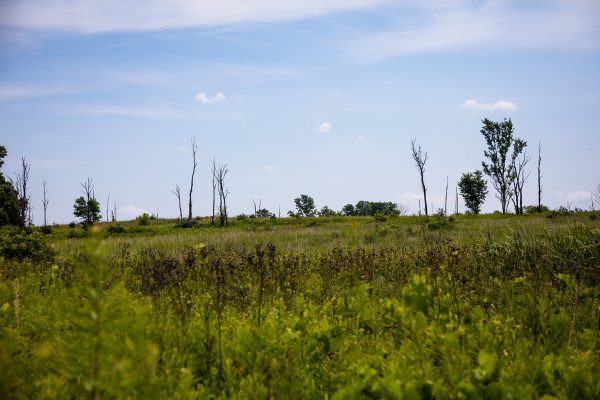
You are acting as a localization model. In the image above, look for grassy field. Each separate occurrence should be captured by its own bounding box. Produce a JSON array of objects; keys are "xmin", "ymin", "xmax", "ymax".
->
[{"xmin": 1, "ymin": 212, "xmax": 599, "ymax": 399}]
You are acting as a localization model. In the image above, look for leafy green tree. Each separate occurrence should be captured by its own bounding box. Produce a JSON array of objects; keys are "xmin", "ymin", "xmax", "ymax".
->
[
  {"xmin": 255, "ymin": 208, "xmax": 275, "ymax": 218},
  {"xmin": 73, "ymin": 178, "xmax": 101, "ymax": 226},
  {"xmin": 458, "ymin": 170, "xmax": 488, "ymax": 214},
  {"xmin": 341, "ymin": 204, "xmax": 356, "ymax": 216},
  {"xmin": 480, "ymin": 118, "xmax": 526, "ymax": 213},
  {"xmin": 353, "ymin": 201, "xmax": 400, "ymax": 216},
  {"xmin": 318, "ymin": 205, "xmax": 337, "ymax": 217},
  {"xmin": 0, "ymin": 145, "xmax": 20, "ymax": 226},
  {"xmin": 293, "ymin": 194, "xmax": 317, "ymax": 217}
]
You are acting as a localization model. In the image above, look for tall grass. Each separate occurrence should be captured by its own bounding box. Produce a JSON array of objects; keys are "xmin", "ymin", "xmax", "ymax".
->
[{"xmin": 1, "ymin": 213, "xmax": 599, "ymax": 398}]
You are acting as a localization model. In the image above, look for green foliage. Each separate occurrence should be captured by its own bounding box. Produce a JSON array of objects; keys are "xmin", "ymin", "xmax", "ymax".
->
[
  {"xmin": 341, "ymin": 203, "xmax": 356, "ymax": 216},
  {"xmin": 0, "ymin": 145, "xmax": 19, "ymax": 227},
  {"xmin": 524, "ymin": 204, "xmax": 550, "ymax": 214},
  {"xmin": 318, "ymin": 205, "xmax": 337, "ymax": 217},
  {"xmin": 293, "ymin": 194, "xmax": 317, "ymax": 217},
  {"xmin": 39, "ymin": 225, "xmax": 53, "ymax": 235},
  {"xmin": 137, "ymin": 213, "xmax": 151, "ymax": 226},
  {"xmin": 0, "ymin": 230, "xmax": 54, "ymax": 262},
  {"xmin": 255, "ymin": 208, "xmax": 275, "ymax": 218},
  {"xmin": 458, "ymin": 170, "xmax": 488, "ymax": 214},
  {"xmin": 105, "ymin": 224, "xmax": 126, "ymax": 236},
  {"xmin": 1, "ymin": 215, "xmax": 599, "ymax": 398},
  {"xmin": 480, "ymin": 118, "xmax": 526, "ymax": 213},
  {"xmin": 342, "ymin": 201, "xmax": 400, "ymax": 216},
  {"xmin": 73, "ymin": 196, "xmax": 101, "ymax": 226}
]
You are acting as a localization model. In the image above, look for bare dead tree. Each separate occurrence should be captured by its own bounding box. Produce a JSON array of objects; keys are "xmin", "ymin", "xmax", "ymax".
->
[
  {"xmin": 510, "ymin": 149, "xmax": 531, "ymax": 215},
  {"xmin": 172, "ymin": 185, "xmax": 183, "ymax": 221},
  {"xmin": 42, "ymin": 180, "xmax": 49, "ymax": 226},
  {"xmin": 188, "ymin": 137, "xmax": 198, "ymax": 221},
  {"xmin": 252, "ymin": 198, "xmax": 262, "ymax": 216},
  {"xmin": 594, "ymin": 183, "xmax": 600, "ymax": 211},
  {"xmin": 106, "ymin": 194, "xmax": 110, "ymax": 222},
  {"xmin": 537, "ymin": 142, "xmax": 543, "ymax": 213},
  {"xmin": 112, "ymin": 200, "xmax": 118, "ymax": 222},
  {"xmin": 211, "ymin": 158, "xmax": 217, "ymax": 225},
  {"xmin": 455, "ymin": 185, "xmax": 459, "ymax": 214},
  {"xmin": 444, "ymin": 176, "xmax": 448, "ymax": 216},
  {"xmin": 411, "ymin": 139, "xmax": 428, "ymax": 216},
  {"xmin": 12, "ymin": 157, "xmax": 31, "ymax": 228},
  {"xmin": 213, "ymin": 162, "xmax": 229, "ymax": 226}
]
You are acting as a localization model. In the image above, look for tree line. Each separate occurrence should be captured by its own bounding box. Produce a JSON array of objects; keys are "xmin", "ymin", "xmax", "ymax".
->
[{"xmin": 1, "ymin": 118, "xmax": 599, "ymax": 228}]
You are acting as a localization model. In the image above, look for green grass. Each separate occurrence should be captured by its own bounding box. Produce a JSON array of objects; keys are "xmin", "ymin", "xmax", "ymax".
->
[{"xmin": 1, "ymin": 213, "xmax": 599, "ymax": 399}]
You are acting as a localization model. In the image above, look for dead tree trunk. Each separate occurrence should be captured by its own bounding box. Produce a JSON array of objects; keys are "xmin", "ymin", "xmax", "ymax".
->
[
  {"xmin": 511, "ymin": 150, "xmax": 530, "ymax": 215},
  {"xmin": 411, "ymin": 139, "xmax": 428, "ymax": 216},
  {"xmin": 42, "ymin": 180, "xmax": 49, "ymax": 226},
  {"xmin": 188, "ymin": 137, "xmax": 198, "ymax": 220},
  {"xmin": 112, "ymin": 200, "xmax": 118, "ymax": 222},
  {"xmin": 211, "ymin": 158, "xmax": 217, "ymax": 225},
  {"xmin": 106, "ymin": 195, "xmax": 110, "ymax": 222},
  {"xmin": 172, "ymin": 185, "xmax": 183, "ymax": 221},
  {"xmin": 537, "ymin": 142, "xmax": 542, "ymax": 213},
  {"xmin": 13, "ymin": 157, "xmax": 31, "ymax": 228},
  {"xmin": 444, "ymin": 176, "xmax": 448, "ymax": 216},
  {"xmin": 214, "ymin": 162, "xmax": 229, "ymax": 226},
  {"xmin": 455, "ymin": 185, "xmax": 459, "ymax": 214}
]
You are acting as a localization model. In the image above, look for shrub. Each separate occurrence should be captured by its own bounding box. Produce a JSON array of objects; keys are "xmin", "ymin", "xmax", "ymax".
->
[
  {"xmin": 67, "ymin": 230, "xmax": 88, "ymax": 239},
  {"xmin": 175, "ymin": 220, "xmax": 197, "ymax": 228},
  {"xmin": 373, "ymin": 213, "xmax": 387, "ymax": 222},
  {"xmin": 0, "ymin": 231, "xmax": 54, "ymax": 262},
  {"xmin": 137, "ymin": 213, "xmax": 151, "ymax": 226},
  {"xmin": 524, "ymin": 205, "xmax": 550, "ymax": 214},
  {"xmin": 106, "ymin": 224, "xmax": 126, "ymax": 235},
  {"xmin": 69, "ymin": 221, "xmax": 76, "ymax": 228},
  {"xmin": 39, "ymin": 225, "xmax": 53, "ymax": 235}
]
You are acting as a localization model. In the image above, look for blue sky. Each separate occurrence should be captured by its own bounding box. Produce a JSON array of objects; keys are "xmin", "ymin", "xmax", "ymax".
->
[{"xmin": 1, "ymin": 0, "xmax": 599, "ymax": 223}]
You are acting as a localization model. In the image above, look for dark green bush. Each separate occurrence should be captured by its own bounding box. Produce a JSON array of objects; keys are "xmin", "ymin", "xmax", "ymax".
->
[
  {"xmin": 39, "ymin": 225, "xmax": 53, "ymax": 235},
  {"xmin": 106, "ymin": 224, "xmax": 126, "ymax": 235},
  {"xmin": 137, "ymin": 213, "xmax": 151, "ymax": 226},
  {"xmin": 0, "ymin": 231, "xmax": 54, "ymax": 262}
]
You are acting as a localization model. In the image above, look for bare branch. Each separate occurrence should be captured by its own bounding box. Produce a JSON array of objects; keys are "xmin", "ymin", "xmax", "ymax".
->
[{"xmin": 411, "ymin": 138, "xmax": 428, "ymax": 216}]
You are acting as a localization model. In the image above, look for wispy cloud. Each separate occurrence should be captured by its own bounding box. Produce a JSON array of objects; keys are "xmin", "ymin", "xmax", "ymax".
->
[
  {"xmin": 0, "ymin": 0, "xmax": 390, "ymax": 33},
  {"xmin": 119, "ymin": 205, "xmax": 148, "ymax": 220},
  {"xmin": 63, "ymin": 105, "xmax": 187, "ymax": 119},
  {"xmin": 263, "ymin": 165, "xmax": 276, "ymax": 172},
  {"xmin": 354, "ymin": 134, "xmax": 366, "ymax": 141},
  {"xmin": 462, "ymin": 99, "xmax": 517, "ymax": 112},
  {"xmin": 0, "ymin": 84, "xmax": 63, "ymax": 101},
  {"xmin": 348, "ymin": 1, "xmax": 600, "ymax": 61},
  {"xmin": 318, "ymin": 122, "xmax": 332, "ymax": 133},
  {"xmin": 195, "ymin": 92, "xmax": 227, "ymax": 105}
]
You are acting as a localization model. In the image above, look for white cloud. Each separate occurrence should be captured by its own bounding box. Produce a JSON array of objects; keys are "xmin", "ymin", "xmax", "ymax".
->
[
  {"xmin": 0, "ymin": 0, "xmax": 390, "ymax": 33},
  {"xmin": 556, "ymin": 190, "xmax": 591, "ymax": 203},
  {"xmin": 318, "ymin": 122, "xmax": 332, "ymax": 133},
  {"xmin": 0, "ymin": 85, "xmax": 63, "ymax": 101},
  {"xmin": 195, "ymin": 92, "xmax": 227, "ymax": 105},
  {"xmin": 62, "ymin": 105, "xmax": 187, "ymax": 119},
  {"xmin": 462, "ymin": 99, "xmax": 518, "ymax": 112},
  {"xmin": 355, "ymin": 134, "xmax": 366, "ymax": 141},
  {"xmin": 263, "ymin": 165, "xmax": 276, "ymax": 172},
  {"xmin": 349, "ymin": 1, "xmax": 600, "ymax": 61},
  {"xmin": 119, "ymin": 205, "xmax": 148, "ymax": 220}
]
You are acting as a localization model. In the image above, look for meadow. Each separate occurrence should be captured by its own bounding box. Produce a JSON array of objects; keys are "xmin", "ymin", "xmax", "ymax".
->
[{"xmin": 1, "ymin": 212, "xmax": 599, "ymax": 399}]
